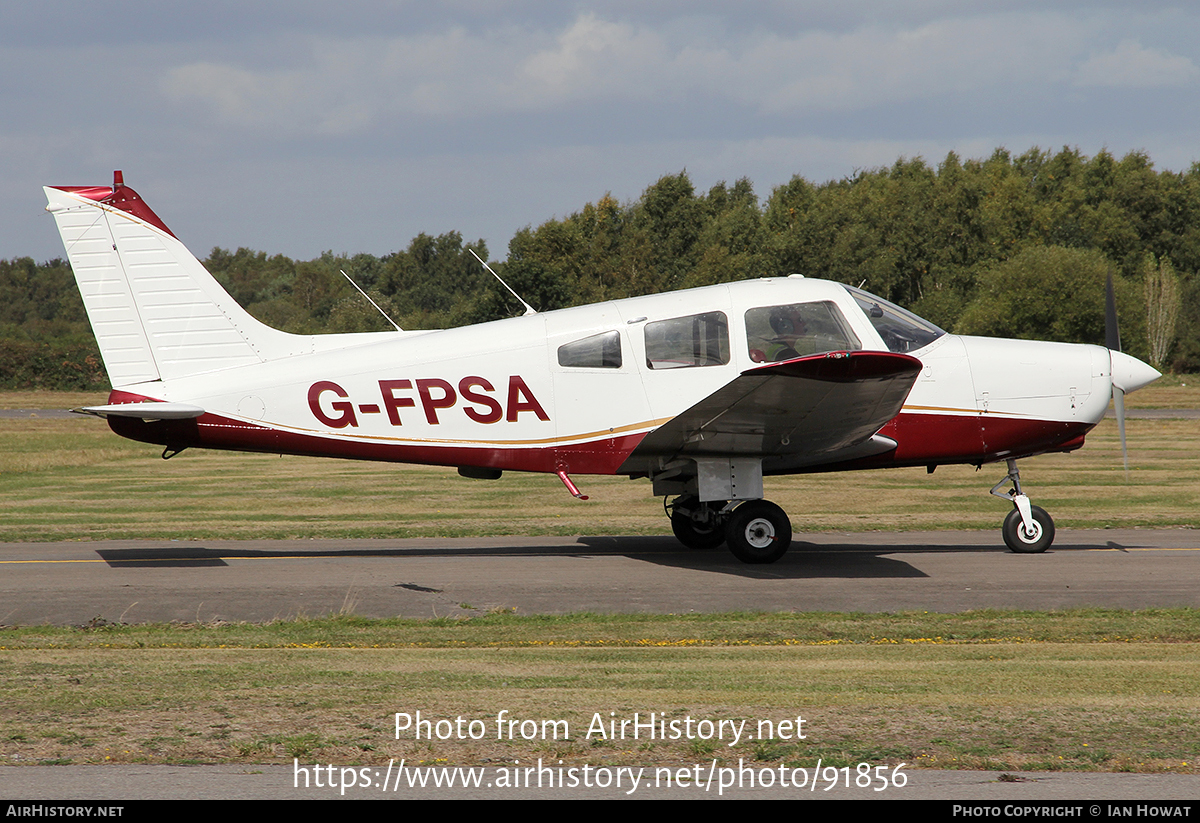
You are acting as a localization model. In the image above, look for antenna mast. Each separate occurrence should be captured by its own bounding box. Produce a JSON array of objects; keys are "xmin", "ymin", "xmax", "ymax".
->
[
  {"xmin": 340, "ymin": 270, "xmax": 402, "ymax": 331},
  {"xmin": 469, "ymin": 249, "xmax": 536, "ymax": 316}
]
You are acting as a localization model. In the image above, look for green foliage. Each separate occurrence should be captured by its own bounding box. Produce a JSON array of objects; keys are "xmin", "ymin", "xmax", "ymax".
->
[
  {"xmin": 956, "ymin": 246, "xmax": 1147, "ymax": 359},
  {"xmin": 631, "ymin": 172, "xmax": 705, "ymax": 289},
  {"xmin": 8, "ymin": 146, "xmax": 1200, "ymax": 387},
  {"xmin": 1144, "ymin": 253, "xmax": 1181, "ymax": 370},
  {"xmin": 0, "ymin": 258, "xmax": 105, "ymax": 389},
  {"xmin": 0, "ymin": 258, "xmax": 92, "ymax": 356},
  {"xmin": 1173, "ymin": 272, "xmax": 1200, "ymax": 372},
  {"xmin": 684, "ymin": 178, "xmax": 767, "ymax": 287},
  {"xmin": 0, "ymin": 339, "xmax": 106, "ymax": 389},
  {"xmin": 378, "ymin": 232, "xmax": 491, "ymax": 328},
  {"xmin": 484, "ymin": 228, "xmax": 574, "ymax": 319}
]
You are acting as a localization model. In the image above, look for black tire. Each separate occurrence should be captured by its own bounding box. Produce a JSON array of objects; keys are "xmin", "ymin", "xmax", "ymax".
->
[
  {"xmin": 670, "ymin": 497, "xmax": 726, "ymax": 549},
  {"xmin": 1002, "ymin": 505, "xmax": 1055, "ymax": 553},
  {"xmin": 725, "ymin": 500, "xmax": 792, "ymax": 564}
]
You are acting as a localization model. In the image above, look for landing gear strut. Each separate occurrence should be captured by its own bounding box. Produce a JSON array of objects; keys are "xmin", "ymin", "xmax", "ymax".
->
[
  {"xmin": 668, "ymin": 496, "xmax": 793, "ymax": 563},
  {"xmin": 991, "ymin": 459, "xmax": 1055, "ymax": 553}
]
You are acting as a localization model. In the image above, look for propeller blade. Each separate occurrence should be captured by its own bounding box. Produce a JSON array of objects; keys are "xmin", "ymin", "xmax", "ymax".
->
[
  {"xmin": 1105, "ymin": 271, "xmax": 1135, "ymax": 480},
  {"xmin": 1113, "ymin": 384, "xmax": 1129, "ymax": 480}
]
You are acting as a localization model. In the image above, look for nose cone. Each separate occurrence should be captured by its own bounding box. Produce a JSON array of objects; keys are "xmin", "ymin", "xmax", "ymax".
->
[{"xmin": 1110, "ymin": 350, "xmax": 1161, "ymax": 394}]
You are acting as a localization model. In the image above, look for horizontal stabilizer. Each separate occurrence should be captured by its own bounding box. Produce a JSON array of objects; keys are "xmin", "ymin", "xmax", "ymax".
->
[{"xmin": 74, "ymin": 402, "xmax": 206, "ymax": 420}]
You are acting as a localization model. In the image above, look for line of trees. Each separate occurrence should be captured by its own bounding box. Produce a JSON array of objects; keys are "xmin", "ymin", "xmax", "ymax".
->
[{"xmin": 3, "ymin": 146, "xmax": 1196, "ymax": 389}]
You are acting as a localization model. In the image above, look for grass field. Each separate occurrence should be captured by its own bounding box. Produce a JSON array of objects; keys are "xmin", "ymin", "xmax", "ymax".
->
[
  {"xmin": 1, "ymin": 390, "xmax": 1198, "ymax": 772},
  {"xmin": 1, "ymin": 611, "xmax": 1199, "ymax": 771}
]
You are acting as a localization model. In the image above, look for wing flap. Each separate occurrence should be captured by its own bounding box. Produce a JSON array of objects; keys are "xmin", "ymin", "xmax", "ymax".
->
[{"xmin": 622, "ymin": 351, "xmax": 921, "ymax": 469}]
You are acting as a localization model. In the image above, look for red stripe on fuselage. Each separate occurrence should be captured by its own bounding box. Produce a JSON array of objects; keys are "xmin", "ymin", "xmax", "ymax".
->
[{"xmin": 106, "ymin": 408, "xmax": 646, "ymax": 475}]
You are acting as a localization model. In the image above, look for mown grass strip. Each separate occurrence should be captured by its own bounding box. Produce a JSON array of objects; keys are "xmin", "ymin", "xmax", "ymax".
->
[{"xmin": 3, "ymin": 608, "xmax": 1200, "ymax": 649}]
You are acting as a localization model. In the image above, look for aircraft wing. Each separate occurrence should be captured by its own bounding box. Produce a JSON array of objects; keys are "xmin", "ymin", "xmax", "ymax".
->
[{"xmin": 622, "ymin": 351, "xmax": 922, "ymax": 469}]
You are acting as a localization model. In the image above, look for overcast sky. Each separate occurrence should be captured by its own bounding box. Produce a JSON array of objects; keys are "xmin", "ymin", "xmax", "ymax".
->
[{"xmin": 9, "ymin": 1, "xmax": 1200, "ymax": 264}]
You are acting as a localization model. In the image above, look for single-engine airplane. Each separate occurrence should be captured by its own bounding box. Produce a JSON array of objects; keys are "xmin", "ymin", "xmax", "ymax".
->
[{"xmin": 44, "ymin": 172, "xmax": 1161, "ymax": 563}]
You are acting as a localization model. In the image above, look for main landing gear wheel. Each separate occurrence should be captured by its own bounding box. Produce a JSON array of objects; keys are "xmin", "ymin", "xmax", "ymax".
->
[
  {"xmin": 1002, "ymin": 505, "xmax": 1055, "ymax": 553},
  {"xmin": 725, "ymin": 500, "xmax": 792, "ymax": 564},
  {"xmin": 670, "ymin": 496, "xmax": 726, "ymax": 549}
]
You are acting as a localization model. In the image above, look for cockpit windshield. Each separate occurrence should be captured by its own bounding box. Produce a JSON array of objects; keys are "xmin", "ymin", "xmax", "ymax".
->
[{"xmin": 844, "ymin": 286, "xmax": 946, "ymax": 353}]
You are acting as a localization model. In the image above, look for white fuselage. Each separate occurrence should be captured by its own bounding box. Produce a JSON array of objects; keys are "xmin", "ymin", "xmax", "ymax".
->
[{"xmin": 110, "ymin": 277, "xmax": 1132, "ymax": 475}]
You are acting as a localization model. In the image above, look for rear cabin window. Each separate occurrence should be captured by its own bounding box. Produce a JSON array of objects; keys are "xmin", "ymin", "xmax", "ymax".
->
[
  {"xmin": 745, "ymin": 301, "xmax": 862, "ymax": 363},
  {"xmin": 557, "ymin": 330, "xmax": 622, "ymax": 368},
  {"xmin": 644, "ymin": 311, "xmax": 730, "ymax": 369}
]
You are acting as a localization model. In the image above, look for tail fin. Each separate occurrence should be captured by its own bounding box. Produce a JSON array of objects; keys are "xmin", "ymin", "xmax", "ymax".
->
[{"xmin": 44, "ymin": 172, "xmax": 308, "ymax": 389}]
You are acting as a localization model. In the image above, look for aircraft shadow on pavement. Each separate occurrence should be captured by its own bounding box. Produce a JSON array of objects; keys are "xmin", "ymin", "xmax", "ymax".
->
[
  {"xmin": 571, "ymin": 536, "xmax": 929, "ymax": 579},
  {"xmin": 95, "ymin": 547, "xmax": 230, "ymax": 567},
  {"xmin": 93, "ymin": 539, "xmax": 929, "ymax": 579},
  {"xmin": 575, "ymin": 536, "xmax": 1111, "ymax": 580},
  {"xmin": 90, "ymin": 535, "xmax": 1109, "ymax": 580},
  {"xmin": 93, "ymin": 543, "xmax": 602, "ymax": 567}
]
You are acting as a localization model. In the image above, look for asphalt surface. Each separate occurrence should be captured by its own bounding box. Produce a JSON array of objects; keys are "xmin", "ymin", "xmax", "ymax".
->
[
  {"xmin": 2, "ymin": 529, "xmax": 1199, "ymax": 625},
  {"xmin": 0, "ymin": 408, "xmax": 81, "ymax": 418}
]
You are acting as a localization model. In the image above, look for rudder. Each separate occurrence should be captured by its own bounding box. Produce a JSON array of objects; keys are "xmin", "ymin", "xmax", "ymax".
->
[{"xmin": 44, "ymin": 172, "xmax": 306, "ymax": 389}]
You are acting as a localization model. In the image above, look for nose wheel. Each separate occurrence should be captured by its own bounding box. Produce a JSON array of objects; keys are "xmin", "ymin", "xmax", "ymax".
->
[
  {"xmin": 1002, "ymin": 505, "xmax": 1055, "ymax": 553},
  {"xmin": 991, "ymin": 459, "xmax": 1055, "ymax": 553}
]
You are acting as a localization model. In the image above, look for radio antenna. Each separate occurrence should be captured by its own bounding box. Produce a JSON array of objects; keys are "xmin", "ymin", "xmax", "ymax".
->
[
  {"xmin": 469, "ymin": 248, "xmax": 537, "ymax": 316},
  {"xmin": 340, "ymin": 270, "xmax": 402, "ymax": 331}
]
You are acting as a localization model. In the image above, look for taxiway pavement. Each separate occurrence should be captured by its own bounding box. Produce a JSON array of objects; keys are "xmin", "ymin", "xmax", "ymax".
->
[{"xmin": 1, "ymin": 529, "xmax": 1197, "ymax": 625}]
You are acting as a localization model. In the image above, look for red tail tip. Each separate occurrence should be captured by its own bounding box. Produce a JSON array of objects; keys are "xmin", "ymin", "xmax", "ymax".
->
[{"xmin": 113, "ymin": 170, "xmax": 124, "ymax": 189}]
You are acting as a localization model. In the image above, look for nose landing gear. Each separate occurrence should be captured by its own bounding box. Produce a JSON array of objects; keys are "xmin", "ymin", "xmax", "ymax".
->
[{"xmin": 991, "ymin": 459, "xmax": 1055, "ymax": 553}]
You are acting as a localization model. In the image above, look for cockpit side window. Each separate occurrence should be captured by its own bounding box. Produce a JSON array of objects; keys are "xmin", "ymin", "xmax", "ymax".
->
[
  {"xmin": 644, "ymin": 311, "xmax": 730, "ymax": 369},
  {"xmin": 557, "ymin": 330, "xmax": 622, "ymax": 368},
  {"xmin": 745, "ymin": 301, "xmax": 862, "ymax": 363},
  {"xmin": 844, "ymin": 286, "xmax": 946, "ymax": 353}
]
